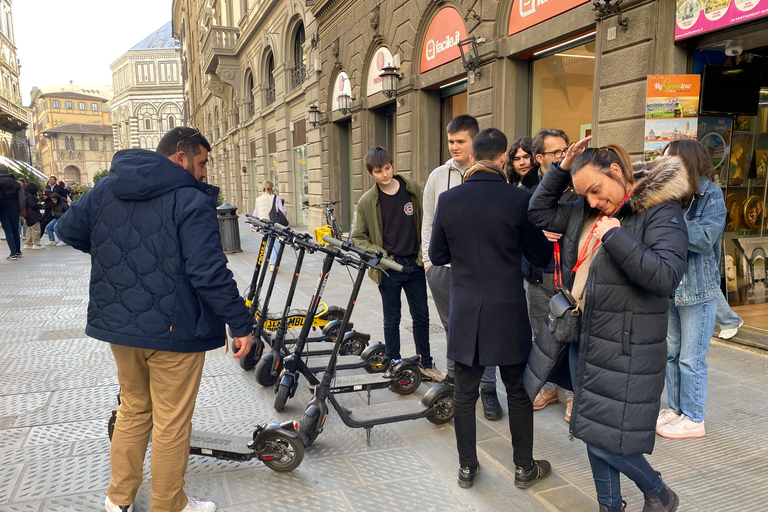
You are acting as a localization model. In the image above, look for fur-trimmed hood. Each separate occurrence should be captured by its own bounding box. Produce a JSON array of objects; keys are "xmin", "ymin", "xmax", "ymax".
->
[{"xmin": 628, "ymin": 156, "xmax": 690, "ymax": 213}]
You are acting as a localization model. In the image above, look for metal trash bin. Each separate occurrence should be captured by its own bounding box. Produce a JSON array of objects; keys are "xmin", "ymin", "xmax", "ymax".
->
[{"xmin": 217, "ymin": 203, "xmax": 242, "ymax": 253}]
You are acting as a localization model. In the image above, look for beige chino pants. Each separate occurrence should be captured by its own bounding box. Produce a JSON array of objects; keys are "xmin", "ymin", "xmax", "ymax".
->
[{"xmin": 108, "ymin": 344, "xmax": 206, "ymax": 512}]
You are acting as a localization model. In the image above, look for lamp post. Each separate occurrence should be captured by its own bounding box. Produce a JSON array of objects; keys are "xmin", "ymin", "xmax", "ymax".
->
[
  {"xmin": 337, "ymin": 92, "xmax": 352, "ymax": 116},
  {"xmin": 458, "ymin": 37, "xmax": 482, "ymax": 77},
  {"xmin": 379, "ymin": 65, "xmax": 400, "ymax": 99},
  {"xmin": 593, "ymin": 0, "xmax": 628, "ymax": 29},
  {"xmin": 308, "ymin": 104, "xmax": 322, "ymax": 128}
]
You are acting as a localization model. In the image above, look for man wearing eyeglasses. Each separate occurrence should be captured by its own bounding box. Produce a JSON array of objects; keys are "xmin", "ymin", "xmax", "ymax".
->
[
  {"xmin": 526, "ymin": 128, "xmax": 578, "ymax": 421},
  {"xmin": 58, "ymin": 127, "xmax": 252, "ymax": 512}
]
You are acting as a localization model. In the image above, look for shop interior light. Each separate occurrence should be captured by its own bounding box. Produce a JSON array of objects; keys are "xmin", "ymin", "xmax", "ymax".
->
[
  {"xmin": 379, "ymin": 64, "xmax": 401, "ymax": 99},
  {"xmin": 458, "ymin": 36, "xmax": 482, "ymax": 77},
  {"xmin": 592, "ymin": 0, "xmax": 629, "ymax": 30},
  {"xmin": 554, "ymin": 53, "xmax": 596, "ymax": 59},
  {"xmin": 532, "ymin": 31, "xmax": 597, "ymax": 57},
  {"xmin": 307, "ymin": 104, "xmax": 323, "ymax": 128}
]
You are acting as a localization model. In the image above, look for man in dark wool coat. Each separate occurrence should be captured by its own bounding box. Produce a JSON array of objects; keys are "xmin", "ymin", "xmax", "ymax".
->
[{"xmin": 429, "ymin": 127, "xmax": 553, "ymax": 490}]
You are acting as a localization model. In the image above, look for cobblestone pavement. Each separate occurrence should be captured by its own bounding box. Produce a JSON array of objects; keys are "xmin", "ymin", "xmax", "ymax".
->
[{"xmin": 1, "ymin": 220, "xmax": 767, "ymax": 511}]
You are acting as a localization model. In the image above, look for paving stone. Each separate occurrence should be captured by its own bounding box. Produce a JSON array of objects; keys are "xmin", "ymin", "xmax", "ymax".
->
[
  {"xmin": 0, "ymin": 428, "xmax": 30, "ymax": 450},
  {"xmin": 219, "ymin": 490, "xmax": 352, "ymax": 512},
  {"xmin": 48, "ymin": 363, "xmax": 117, "ymax": 381},
  {"xmin": 13, "ymin": 453, "xmax": 111, "ymax": 501},
  {"xmin": 35, "ymin": 328, "xmax": 87, "ymax": 341},
  {"xmin": 41, "ymin": 492, "xmax": 106, "ymax": 511},
  {"xmin": 3, "ymin": 354, "xmax": 89, "ymax": 373},
  {"xmin": 0, "ymin": 501, "xmax": 42, "ymax": 512},
  {"xmin": 0, "ymin": 393, "xmax": 49, "ymax": 416},
  {"xmin": 26, "ymin": 418, "xmax": 107, "ymax": 446},
  {"xmin": 0, "ymin": 340, "xmax": 72, "ymax": 359},
  {"xmin": 0, "ymin": 465, "xmax": 23, "ymax": 505},
  {"xmin": 347, "ymin": 447, "xmax": 431, "ymax": 484},
  {"xmin": 72, "ymin": 437, "xmax": 111, "ymax": 456},
  {"xmin": 0, "ymin": 379, "xmax": 96, "ymax": 397},
  {"xmin": 0, "ymin": 443, "xmax": 73, "ymax": 468},
  {"xmin": 47, "ymin": 385, "xmax": 119, "ymax": 412},
  {"xmin": 341, "ymin": 475, "xmax": 468, "ymax": 512},
  {"xmin": 14, "ymin": 406, "xmax": 113, "ymax": 428},
  {"xmin": 0, "ymin": 371, "xmax": 50, "ymax": 385}
]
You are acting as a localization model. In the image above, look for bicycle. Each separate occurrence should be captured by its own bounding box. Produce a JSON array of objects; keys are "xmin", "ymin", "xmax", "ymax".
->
[{"xmin": 303, "ymin": 200, "xmax": 345, "ymax": 241}]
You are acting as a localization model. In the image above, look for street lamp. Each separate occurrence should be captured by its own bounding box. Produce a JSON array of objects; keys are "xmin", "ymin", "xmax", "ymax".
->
[
  {"xmin": 458, "ymin": 37, "xmax": 482, "ymax": 77},
  {"xmin": 379, "ymin": 65, "xmax": 400, "ymax": 99},
  {"xmin": 337, "ymin": 92, "xmax": 353, "ymax": 116},
  {"xmin": 308, "ymin": 104, "xmax": 323, "ymax": 128},
  {"xmin": 593, "ymin": 0, "xmax": 628, "ymax": 29}
]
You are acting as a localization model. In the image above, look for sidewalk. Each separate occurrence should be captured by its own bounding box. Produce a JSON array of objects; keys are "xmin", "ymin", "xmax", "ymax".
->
[{"xmin": 0, "ymin": 220, "xmax": 766, "ymax": 511}]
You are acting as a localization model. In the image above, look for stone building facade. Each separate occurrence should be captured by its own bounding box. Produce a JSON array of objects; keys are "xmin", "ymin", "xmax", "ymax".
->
[
  {"xmin": 110, "ymin": 22, "xmax": 185, "ymax": 152},
  {"xmin": 170, "ymin": 0, "xmax": 715, "ymax": 231},
  {"xmin": 0, "ymin": 0, "xmax": 28, "ymax": 162}
]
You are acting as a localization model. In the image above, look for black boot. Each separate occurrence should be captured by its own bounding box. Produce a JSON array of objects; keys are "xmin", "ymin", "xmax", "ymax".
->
[
  {"xmin": 642, "ymin": 479, "xmax": 679, "ymax": 512},
  {"xmin": 599, "ymin": 501, "xmax": 626, "ymax": 512},
  {"xmin": 481, "ymin": 390, "xmax": 502, "ymax": 420},
  {"xmin": 514, "ymin": 459, "xmax": 551, "ymax": 488},
  {"xmin": 458, "ymin": 464, "xmax": 478, "ymax": 488}
]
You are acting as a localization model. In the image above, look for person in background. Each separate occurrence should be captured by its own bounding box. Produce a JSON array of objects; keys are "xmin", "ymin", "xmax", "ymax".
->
[
  {"xmin": 527, "ymin": 138, "xmax": 688, "ymax": 512},
  {"xmin": 0, "ymin": 164, "xmax": 24, "ymax": 259},
  {"xmin": 352, "ymin": 146, "xmax": 444, "ymax": 382},
  {"xmin": 527, "ymin": 128, "xmax": 577, "ymax": 421},
  {"xmin": 45, "ymin": 193, "xmax": 69, "ymax": 246},
  {"xmin": 505, "ymin": 136, "xmax": 537, "ymax": 188},
  {"xmin": 22, "ymin": 181, "xmax": 43, "ymax": 250},
  {"xmin": 17, "ymin": 178, "xmax": 27, "ymax": 240},
  {"xmin": 46, "ymin": 175, "xmax": 57, "ymax": 190},
  {"xmin": 57, "ymin": 180, "xmax": 70, "ymax": 203},
  {"xmin": 430, "ymin": 128, "xmax": 552, "ymax": 490},
  {"xmin": 252, "ymin": 180, "xmax": 283, "ymax": 272},
  {"xmin": 657, "ymin": 139, "xmax": 727, "ymax": 440},
  {"xmin": 422, "ymin": 115, "xmax": 503, "ymax": 419},
  {"xmin": 40, "ymin": 189, "xmax": 54, "ymax": 238}
]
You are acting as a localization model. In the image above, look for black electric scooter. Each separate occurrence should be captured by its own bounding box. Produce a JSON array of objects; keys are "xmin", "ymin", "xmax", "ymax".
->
[
  {"xmin": 247, "ymin": 221, "xmax": 425, "ymax": 412},
  {"xmin": 298, "ymin": 236, "xmax": 455, "ymax": 447},
  {"xmin": 107, "ymin": 394, "xmax": 304, "ymax": 472}
]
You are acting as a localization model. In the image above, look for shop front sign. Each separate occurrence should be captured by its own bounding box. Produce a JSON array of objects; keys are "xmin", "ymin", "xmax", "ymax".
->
[
  {"xmin": 420, "ymin": 7, "xmax": 467, "ymax": 73},
  {"xmin": 675, "ymin": 0, "xmax": 768, "ymax": 40},
  {"xmin": 643, "ymin": 74, "xmax": 701, "ymax": 161},
  {"xmin": 509, "ymin": 0, "xmax": 590, "ymax": 36},
  {"xmin": 367, "ymin": 46, "xmax": 394, "ymax": 96},
  {"xmin": 332, "ymin": 71, "xmax": 352, "ymax": 111}
]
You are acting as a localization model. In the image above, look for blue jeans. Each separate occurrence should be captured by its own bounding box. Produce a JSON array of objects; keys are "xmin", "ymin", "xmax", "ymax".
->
[
  {"xmin": 45, "ymin": 219, "xmax": 60, "ymax": 241},
  {"xmin": 587, "ymin": 444, "xmax": 662, "ymax": 509},
  {"xmin": 666, "ymin": 299, "xmax": 717, "ymax": 422},
  {"xmin": 715, "ymin": 289, "xmax": 741, "ymax": 329},
  {"xmin": 378, "ymin": 256, "xmax": 432, "ymax": 368},
  {"xmin": 0, "ymin": 211, "xmax": 21, "ymax": 256}
]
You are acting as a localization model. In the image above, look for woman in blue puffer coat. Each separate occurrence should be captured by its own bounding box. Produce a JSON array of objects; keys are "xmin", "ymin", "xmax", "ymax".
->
[{"xmin": 656, "ymin": 140, "xmax": 726, "ymax": 440}]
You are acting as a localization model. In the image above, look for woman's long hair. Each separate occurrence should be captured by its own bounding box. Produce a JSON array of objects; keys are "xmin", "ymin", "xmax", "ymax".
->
[
  {"xmin": 667, "ymin": 139, "xmax": 714, "ymax": 207},
  {"xmin": 505, "ymin": 136, "xmax": 533, "ymax": 184},
  {"xmin": 572, "ymin": 144, "xmax": 633, "ymax": 192},
  {"xmin": 262, "ymin": 180, "xmax": 275, "ymax": 195}
]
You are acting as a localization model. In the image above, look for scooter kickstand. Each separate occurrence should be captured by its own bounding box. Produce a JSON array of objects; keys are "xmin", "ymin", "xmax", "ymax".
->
[
  {"xmin": 366, "ymin": 386, "xmax": 371, "ymax": 406},
  {"xmin": 365, "ymin": 427, "xmax": 372, "ymax": 446}
]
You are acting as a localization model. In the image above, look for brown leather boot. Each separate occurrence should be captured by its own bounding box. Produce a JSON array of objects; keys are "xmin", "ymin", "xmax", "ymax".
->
[
  {"xmin": 533, "ymin": 389, "xmax": 559, "ymax": 410},
  {"xmin": 642, "ymin": 480, "xmax": 679, "ymax": 512},
  {"xmin": 599, "ymin": 501, "xmax": 626, "ymax": 512}
]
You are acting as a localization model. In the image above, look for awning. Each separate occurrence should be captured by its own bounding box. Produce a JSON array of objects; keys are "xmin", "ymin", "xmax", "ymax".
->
[{"xmin": 0, "ymin": 156, "xmax": 47, "ymax": 182}]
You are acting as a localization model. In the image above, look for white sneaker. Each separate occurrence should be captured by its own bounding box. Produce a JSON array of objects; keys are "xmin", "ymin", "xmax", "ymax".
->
[
  {"xmin": 656, "ymin": 414, "xmax": 705, "ymax": 439},
  {"xmin": 56, "ymin": 241, "xmax": 68, "ymax": 246},
  {"xmin": 182, "ymin": 497, "xmax": 216, "ymax": 511},
  {"xmin": 421, "ymin": 366, "xmax": 446, "ymax": 382},
  {"xmin": 105, "ymin": 496, "xmax": 134, "ymax": 512},
  {"xmin": 31, "ymin": 245, "xmax": 44, "ymax": 250},
  {"xmin": 45, "ymin": 240, "xmax": 56, "ymax": 246},
  {"xmin": 656, "ymin": 408, "xmax": 681, "ymax": 428},
  {"xmin": 719, "ymin": 318, "xmax": 744, "ymax": 340}
]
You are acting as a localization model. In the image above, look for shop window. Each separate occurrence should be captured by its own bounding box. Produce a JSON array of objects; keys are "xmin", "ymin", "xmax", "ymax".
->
[
  {"xmin": 440, "ymin": 80, "xmax": 468, "ymax": 164},
  {"xmin": 530, "ymin": 42, "xmax": 595, "ymax": 140},
  {"xmin": 268, "ymin": 130, "xmax": 279, "ymax": 193},
  {"xmin": 293, "ymin": 119, "xmax": 308, "ymax": 225}
]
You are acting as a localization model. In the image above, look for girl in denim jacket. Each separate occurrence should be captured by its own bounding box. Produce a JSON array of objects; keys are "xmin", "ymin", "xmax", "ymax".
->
[{"xmin": 657, "ymin": 140, "xmax": 727, "ymax": 439}]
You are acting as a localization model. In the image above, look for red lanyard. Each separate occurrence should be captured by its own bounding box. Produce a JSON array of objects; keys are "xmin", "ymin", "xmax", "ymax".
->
[{"xmin": 555, "ymin": 188, "xmax": 633, "ymax": 286}]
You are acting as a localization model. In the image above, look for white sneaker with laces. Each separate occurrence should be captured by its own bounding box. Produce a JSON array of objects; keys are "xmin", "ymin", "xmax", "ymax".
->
[
  {"xmin": 182, "ymin": 497, "xmax": 216, "ymax": 511},
  {"xmin": 104, "ymin": 495, "xmax": 134, "ymax": 512},
  {"xmin": 656, "ymin": 408, "xmax": 681, "ymax": 428},
  {"xmin": 718, "ymin": 318, "xmax": 744, "ymax": 340},
  {"xmin": 45, "ymin": 240, "xmax": 56, "ymax": 246},
  {"xmin": 422, "ymin": 366, "xmax": 445, "ymax": 382},
  {"xmin": 656, "ymin": 414, "xmax": 705, "ymax": 439},
  {"xmin": 56, "ymin": 241, "xmax": 67, "ymax": 246}
]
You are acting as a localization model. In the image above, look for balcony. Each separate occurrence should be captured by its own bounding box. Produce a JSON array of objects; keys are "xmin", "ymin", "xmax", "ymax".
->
[
  {"xmin": 0, "ymin": 90, "xmax": 27, "ymax": 131},
  {"xmin": 248, "ymin": 101, "xmax": 255, "ymax": 118},
  {"xmin": 202, "ymin": 26, "xmax": 240, "ymax": 74},
  {"xmin": 290, "ymin": 64, "xmax": 307, "ymax": 90},
  {"xmin": 265, "ymin": 85, "xmax": 276, "ymax": 106}
]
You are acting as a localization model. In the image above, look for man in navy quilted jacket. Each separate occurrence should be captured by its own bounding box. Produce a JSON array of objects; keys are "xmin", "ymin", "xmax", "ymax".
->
[{"xmin": 58, "ymin": 127, "xmax": 253, "ymax": 512}]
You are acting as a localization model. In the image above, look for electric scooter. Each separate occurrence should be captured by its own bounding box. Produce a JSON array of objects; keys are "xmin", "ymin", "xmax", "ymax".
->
[
  {"xmin": 298, "ymin": 236, "xmax": 455, "ymax": 447},
  {"xmin": 246, "ymin": 221, "xmax": 425, "ymax": 412},
  {"xmin": 107, "ymin": 394, "xmax": 304, "ymax": 472}
]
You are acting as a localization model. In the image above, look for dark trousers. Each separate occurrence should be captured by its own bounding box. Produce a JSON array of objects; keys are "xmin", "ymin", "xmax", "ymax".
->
[
  {"xmin": 454, "ymin": 360, "xmax": 533, "ymax": 468},
  {"xmin": 378, "ymin": 256, "xmax": 432, "ymax": 368},
  {"xmin": 0, "ymin": 211, "xmax": 21, "ymax": 256}
]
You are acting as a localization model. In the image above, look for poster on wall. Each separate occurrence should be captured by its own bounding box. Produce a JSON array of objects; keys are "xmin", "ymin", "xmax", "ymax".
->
[
  {"xmin": 644, "ymin": 75, "xmax": 700, "ymax": 161},
  {"xmin": 723, "ymin": 237, "xmax": 768, "ymax": 306},
  {"xmin": 698, "ymin": 116, "xmax": 733, "ymax": 180},
  {"xmin": 420, "ymin": 7, "xmax": 467, "ymax": 74},
  {"xmin": 729, "ymin": 132, "xmax": 753, "ymax": 180},
  {"xmin": 675, "ymin": 0, "xmax": 768, "ymax": 41}
]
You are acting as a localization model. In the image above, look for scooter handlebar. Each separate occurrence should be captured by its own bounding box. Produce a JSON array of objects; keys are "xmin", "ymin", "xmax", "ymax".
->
[
  {"xmin": 245, "ymin": 215, "xmax": 268, "ymax": 229},
  {"xmin": 378, "ymin": 258, "xmax": 404, "ymax": 273},
  {"xmin": 322, "ymin": 236, "xmax": 403, "ymax": 272},
  {"xmin": 322, "ymin": 235, "xmax": 344, "ymax": 249}
]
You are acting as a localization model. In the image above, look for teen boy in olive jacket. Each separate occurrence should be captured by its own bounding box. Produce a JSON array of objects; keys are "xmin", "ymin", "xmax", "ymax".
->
[{"xmin": 351, "ymin": 146, "xmax": 444, "ymax": 381}]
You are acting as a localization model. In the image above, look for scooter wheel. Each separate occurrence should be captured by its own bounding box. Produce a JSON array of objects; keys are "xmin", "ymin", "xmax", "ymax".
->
[
  {"xmin": 299, "ymin": 412, "xmax": 321, "ymax": 447},
  {"xmin": 274, "ymin": 382, "xmax": 291, "ymax": 412},
  {"xmin": 254, "ymin": 353, "xmax": 282, "ymax": 387},
  {"xmin": 237, "ymin": 337, "xmax": 264, "ymax": 371},
  {"xmin": 339, "ymin": 335, "xmax": 368, "ymax": 356},
  {"xmin": 427, "ymin": 390, "xmax": 455, "ymax": 425},
  {"xmin": 108, "ymin": 410, "xmax": 117, "ymax": 441},
  {"xmin": 261, "ymin": 434, "xmax": 304, "ymax": 472},
  {"xmin": 364, "ymin": 346, "xmax": 388, "ymax": 374},
  {"xmin": 390, "ymin": 367, "xmax": 421, "ymax": 395}
]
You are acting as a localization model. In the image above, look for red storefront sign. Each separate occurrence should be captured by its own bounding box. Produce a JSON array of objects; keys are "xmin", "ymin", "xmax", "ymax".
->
[
  {"xmin": 420, "ymin": 7, "xmax": 468, "ymax": 73},
  {"xmin": 509, "ymin": 0, "xmax": 590, "ymax": 36}
]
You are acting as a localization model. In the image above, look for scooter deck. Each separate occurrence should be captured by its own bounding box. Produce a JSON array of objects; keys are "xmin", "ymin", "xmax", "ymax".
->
[
  {"xmin": 307, "ymin": 354, "xmax": 367, "ymax": 372},
  {"xmin": 345, "ymin": 399, "xmax": 426, "ymax": 423},
  {"xmin": 304, "ymin": 373, "xmax": 390, "ymax": 391},
  {"xmin": 189, "ymin": 430, "xmax": 254, "ymax": 460}
]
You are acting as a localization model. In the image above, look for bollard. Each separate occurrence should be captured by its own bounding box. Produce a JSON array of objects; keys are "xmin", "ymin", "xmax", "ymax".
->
[{"xmin": 216, "ymin": 203, "xmax": 242, "ymax": 253}]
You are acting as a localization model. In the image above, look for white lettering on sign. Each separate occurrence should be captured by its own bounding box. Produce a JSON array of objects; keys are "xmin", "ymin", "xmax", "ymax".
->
[
  {"xmin": 520, "ymin": 0, "xmax": 536, "ymax": 17},
  {"xmin": 425, "ymin": 31, "xmax": 462, "ymax": 61}
]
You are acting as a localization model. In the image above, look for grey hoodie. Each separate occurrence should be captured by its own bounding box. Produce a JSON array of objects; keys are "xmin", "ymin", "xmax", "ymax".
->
[{"xmin": 421, "ymin": 158, "xmax": 468, "ymax": 268}]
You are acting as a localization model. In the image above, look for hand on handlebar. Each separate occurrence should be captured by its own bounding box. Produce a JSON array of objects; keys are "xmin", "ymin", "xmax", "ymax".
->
[{"xmin": 232, "ymin": 333, "xmax": 253, "ymax": 359}]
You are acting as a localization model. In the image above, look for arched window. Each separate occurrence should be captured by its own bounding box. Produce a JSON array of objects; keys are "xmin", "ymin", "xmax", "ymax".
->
[
  {"xmin": 265, "ymin": 52, "xmax": 275, "ymax": 105},
  {"xmin": 168, "ymin": 115, "xmax": 175, "ymax": 129},
  {"xmin": 137, "ymin": 104, "xmax": 157, "ymax": 132},
  {"xmin": 214, "ymin": 107, "xmax": 220, "ymax": 140},
  {"xmin": 291, "ymin": 24, "xmax": 306, "ymax": 90},
  {"xmin": 160, "ymin": 104, "xmax": 181, "ymax": 131},
  {"xmin": 246, "ymin": 70, "xmax": 255, "ymax": 117}
]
